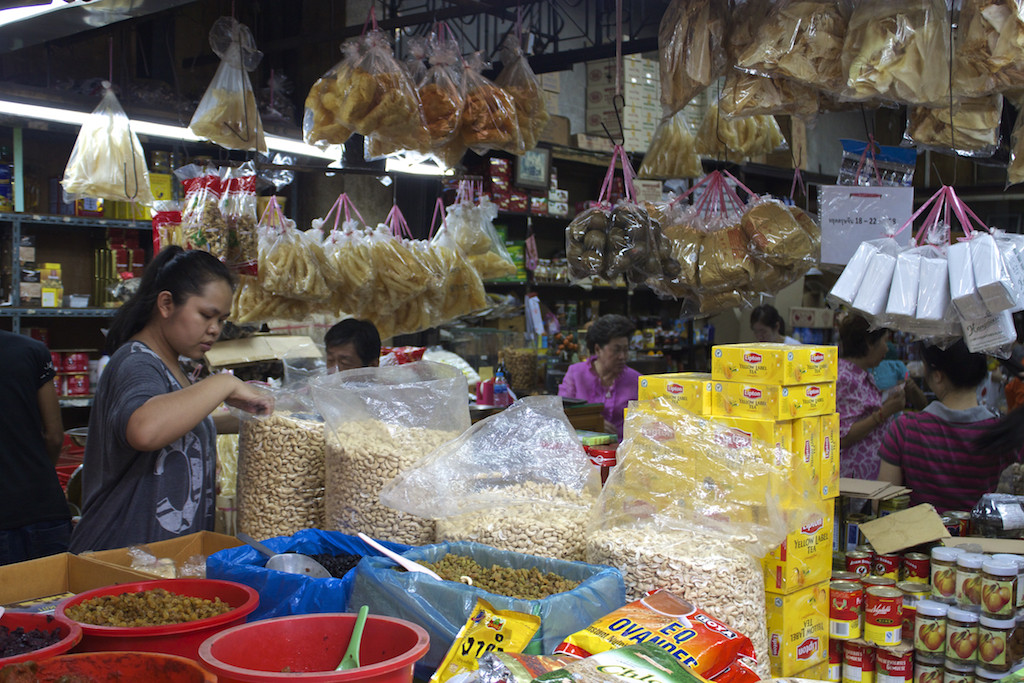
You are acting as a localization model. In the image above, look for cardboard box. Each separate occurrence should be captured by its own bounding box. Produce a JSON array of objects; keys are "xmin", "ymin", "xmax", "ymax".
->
[
  {"xmin": 711, "ymin": 415, "xmax": 794, "ymax": 453},
  {"xmin": 792, "ymin": 416, "xmax": 821, "ymax": 490},
  {"xmin": 712, "ymin": 343, "xmax": 839, "ymax": 386},
  {"xmin": 539, "ymin": 115, "xmax": 570, "ymax": 146},
  {"xmin": 633, "ymin": 179, "xmax": 663, "ymax": 204},
  {"xmin": 19, "ymin": 281, "xmax": 41, "ymax": 306},
  {"xmin": 790, "ymin": 307, "xmax": 836, "ymax": 330},
  {"xmin": 820, "ymin": 413, "xmax": 840, "ymax": 499},
  {"xmin": 711, "ymin": 381, "xmax": 837, "ymax": 421},
  {"xmin": 765, "ymin": 582, "xmax": 829, "ymax": 676},
  {"xmin": 83, "ymin": 531, "xmax": 243, "ymax": 579},
  {"xmin": 540, "ymin": 72, "xmax": 562, "ymax": 92},
  {"xmin": 637, "ymin": 372, "xmax": 713, "ymax": 414},
  {"xmin": 543, "ymin": 91, "xmax": 560, "ymax": 117},
  {"xmin": 859, "ymin": 504, "xmax": 950, "ymax": 555},
  {"xmin": 572, "ymin": 133, "xmax": 612, "ymax": 153},
  {"xmin": 41, "ymin": 285, "xmax": 62, "ymax": 308},
  {"xmin": 0, "ymin": 553, "xmax": 154, "ymax": 611},
  {"xmin": 205, "ymin": 335, "xmax": 320, "ymax": 369},
  {"xmin": 763, "ymin": 500, "xmax": 834, "ymax": 594}
]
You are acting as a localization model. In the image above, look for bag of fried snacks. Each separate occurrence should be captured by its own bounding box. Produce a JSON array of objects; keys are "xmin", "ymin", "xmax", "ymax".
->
[
  {"xmin": 638, "ymin": 111, "xmax": 702, "ymax": 179},
  {"xmin": 303, "ymin": 44, "xmax": 356, "ymax": 151},
  {"xmin": 695, "ymin": 104, "xmax": 788, "ymax": 162},
  {"xmin": 740, "ymin": 196, "xmax": 816, "ymax": 270},
  {"xmin": 404, "ymin": 34, "xmax": 429, "ymax": 86},
  {"xmin": 365, "ymin": 206, "xmax": 435, "ymax": 319},
  {"xmin": 430, "ymin": 198, "xmax": 489, "ymax": 321},
  {"xmin": 460, "ymin": 52, "xmax": 524, "ymax": 155},
  {"xmin": 419, "ymin": 30, "xmax": 465, "ymax": 150},
  {"xmin": 495, "ymin": 33, "xmax": 549, "ymax": 152},
  {"xmin": 842, "ymin": 0, "xmax": 952, "ymax": 106},
  {"xmin": 176, "ymin": 163, "xmax": 231, "ymax": 259},
  {"xmin": 317, "ymin": 193, "xmax": 373, "ymax": 318},
  {"xmin": 905, "ymin": 95, "xmax": 1004, "ymax": 158},
  {"xmin": 219, "ymin": 161, "xmax": 259, "ymax": 268},
  {"xmin": 61, "ymin": 81, "xmax": 154, "ymax": 206},
  {"xmin": 737, "ymin": 0, "xmax": 852, "ymax": 95},
  {"xmin": 189, "ymin": 17, "xmax": 267, "ymax": 153},
  {"xmin": 230, "ymin": 273, "xmax": 313, "ymax": 324},
  {"xmin": 718, "ymin": 70, "xmax": 821, "ymax": 122},
  {"xmin": 257, "ymin": 196, "xmax": 333, "ymax": 302},
  {"xmin": 448, "ymin": 184, "xmax": 517, "ymax": 281},
  {"xmin": 955, "ymin": 0, "xmax": 1024, "ymax": 99},
  {"xmin": 659, "ymin": 0, "xmax": 728, "ymax": 115},
  {"xmin": 726, "ymin": 0, "xmax": 773, "ymax": 65}
]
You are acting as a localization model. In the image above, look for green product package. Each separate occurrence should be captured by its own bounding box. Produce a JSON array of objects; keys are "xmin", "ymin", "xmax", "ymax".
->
[{"xmin": 533, "ymin": 642, "xmax": 712, "ymax": 682}]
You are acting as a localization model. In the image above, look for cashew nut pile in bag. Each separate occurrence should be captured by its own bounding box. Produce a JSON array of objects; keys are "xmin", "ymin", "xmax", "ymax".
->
[
  {"xmin": 659, "ymin": 0, "xmax": 728, "ymax": 114},
  {"xmin": 312, "ymin": 362, "xmax": 469, "ymax": 545},
  {"xmin": 189, "ymin": 17, "xmax": 267, "ymax": 153},
  {"xmin": 61, "ymin": 81, "xmax": 154, "ymax": 206},
  {"xmin": 695, "ymin": 104, "xmax": 788, "ymax": 163},
  {"xmin": 638, "ymin": 110, "xmax": 703, "ymax": 179},
  {"xmin": 585, "ymin": 397, "xmax": 818, "ymax": 680},
  {"xmin": 256, "ymin": 196, "xmax": 334, "ymax": 302},
  {"xmin": 954, "ymin": 0, "xmax": 1024, "ymax": 98},
  {"xmin": 381, "ymin": 396, "xmax": 597, "ymax": 561},
  {"xmin": 495, "ymin": 34, "xmax": 549, "ymax": 152}
]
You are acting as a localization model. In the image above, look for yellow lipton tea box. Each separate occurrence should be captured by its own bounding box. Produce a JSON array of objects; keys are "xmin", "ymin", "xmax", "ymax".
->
[
  {"xmin": 819, "ymin": 413, "xmax": 840, "ymax": 500},
  {"xmin": 763, "ymin": 500, "xmax": 833, "ymax": 595},
  {"xmin": 712, "ymin": 343, "xmax": 838, "ymax": 386},
  {"xmin": 765, "ymin": 582, "xmax": 829, "ymax": 677},
  {"xmin": 711, "ymin": 381, "xmax": 836, "ymax": 421},
  {"xmin": 637, "ymin": 372, "xmax": 712, "ymax": 415}
]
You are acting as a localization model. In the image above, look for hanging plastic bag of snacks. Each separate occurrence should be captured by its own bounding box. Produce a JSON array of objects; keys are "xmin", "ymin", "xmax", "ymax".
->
[
  {"xmin": 447, "ymin": 182, "xmax": 517, "ymax": 281},
  {"xmin": 650, "ymin": 201, "xmax": 703, "ymax": 299},
  {"xmin": 219, "ymin": 161, "xmax": 259, "ymax": 268},
  {"xmin": 62, "ymin": 81, "xmax": 154, "ymax": 206},
  {"xmin": 176, "ymin": 163, "xmax": 230, "ymax": 258},
  {"xmin": 257, "ymin": 197, "xmax": 333, "ymax": 302},
  {"xmin": 189, "ymin": 17, "xmax": 266, "ymax": 152},
  {"xmin": 495, "ymin": 33, "xmax": 549, "ymax": 152},
  {"xmin": 419, "ymin": 28, "xmax": 465, "ymax": 151},
  {"xmin": 659, "ymin": 0, "xmax": 728, "ymax": 115},
  {"xmin": 718, "ymin": 70, "xmax": 821, "ymax": 122},
  {"xmin": 904, "ymin": 95, "xmax": 1003, "ymax": 158},
  {"xmin": 740, "ymin": 195, "xmax": 816, "ymax": 270},
  {"xmin": 638, "ymin": 110, "xmax": 703, "ymax": 179},
  {"xmin": 317, "ymin": 193, "xmax": 373, "ymax": 318},
  {"xmin": 955, "ymin": 0, "xmax": 1024, "ymax": 98},
  {"xmin": 460, "ymin": 52, "xmax": 524, "ymax": 155},
  {"xmin": 230, "ymin": 273, "xmax": 313, "ymax": 324},
  {"xmin": 695, "ymin": 104, "xmax": 788, "ymax": 163},
  {"xmin": 430, "ymin": 201, "xmax": 489, "ymax": 322}
]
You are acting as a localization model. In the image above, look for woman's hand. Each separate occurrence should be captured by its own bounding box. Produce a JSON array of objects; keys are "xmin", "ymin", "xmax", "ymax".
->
[
  {"xmin": 881, "ymin": 383, "xmax": 906, "ymax": 419},
  {"xmin": 225, "ymin": 378, "xmax": 275, "ymax": 416}
]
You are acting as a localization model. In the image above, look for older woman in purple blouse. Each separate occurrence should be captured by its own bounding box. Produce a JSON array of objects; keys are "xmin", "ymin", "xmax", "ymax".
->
[{"xmin": 558, "ymin": 314, "xmax": 640, "ymax": 439}]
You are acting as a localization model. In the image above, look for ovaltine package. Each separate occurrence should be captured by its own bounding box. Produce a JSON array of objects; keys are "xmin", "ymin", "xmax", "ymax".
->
[
  {"xmin": 638, "ymin": 373, "xmax": 713, "ymax": 415},
  {"xmin": 555, "ymin": 589, "xmax": 756, "ymax": 679},
  {"xmin": 711, "ymin": 343, "xmax": 837, "ymax": 385},
  {"xmin": 711, "ymin": 381, "xmax": 836, "ymax": 421}
]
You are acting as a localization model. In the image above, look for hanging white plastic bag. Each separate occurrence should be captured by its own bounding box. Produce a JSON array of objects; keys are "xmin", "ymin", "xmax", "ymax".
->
[
  {"xmin": 828, "ymin": 238, "xmax": 900, "ymax": 308},
  {"xmin": 949, "ymin": 240, "xmax": 989, "ymax": 321},
  {"xmin": 971, "ymin": 232, "xmax": 1017, "ymax": 315},
  {"xmin": 885, "ymin": 249, "xmax": 922, "ymax": 321},
  {"xmin": 189, "ymin": 17, "xmax": 267, "ymax": 153},
  {"xmin": 61, "ymin": 81, "xmax": 154, "ymax": 205},
  {"xmin": 852, "ymin": 249, "xmax": 899, "ymax": 318},
  {"xmin": 916, "ymin": 246, "xmax": 951, "ymax": 321},
  {"xmin": 963, "ymin": 310, "xmax": 1017, "ymax": 358}
]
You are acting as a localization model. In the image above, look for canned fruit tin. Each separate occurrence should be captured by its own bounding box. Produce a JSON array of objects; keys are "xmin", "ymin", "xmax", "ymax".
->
[
  {"xmin": 847, "ymin": 551, "xmax": 873, "ymax": 576},
  {"xmin": 874, "ymin": 553, "xmax": 901, "ymax": 579},
  {"xmin": 864, "ymin": 586, "xmax": 903, "ymax": 646},
  {"xmin": 943, "ymin": 661, "xmax": 974, "ymax": 683},
  {"xmin": 931, "ymin": 547, "xmax": 961, "ymax": 601},
  {"xmin": 898, "ymin": 582, "xmax": 930, "ymax": 643},
  {"xmin": 956, "ymin": 553, "xmax": 985, "ymax": 609},
  {"xmin": 842, "ymin": 641, "xmax": 875, "ymax": 683},
  {"xmin": 863, "ymin": 576, "xmax": 897, "ymax": 589},
  {"xmin": 876, "ymin": 648, "xmax": 912, "ymax": 683},
  {"xmin": 950, "ymin": 511, "xmax": 972, "ymax": 537},
  {"xmin": 829, "ymin": 639, "xmax": 843, "ymax": 683},
  {"xmin": 902, "ymin": 553, "xmax": 930, "ymax": 583},
  {"xmin": 833, "ymin": 571, "xmax": 861, "ymax": 583},
  {"xmin": 830, "ymin": 581, "xmax": 863, "ymax": 640},
  {"xmin": 980, "ymin": 559, "xmax": 1017, "ymax": 617}
]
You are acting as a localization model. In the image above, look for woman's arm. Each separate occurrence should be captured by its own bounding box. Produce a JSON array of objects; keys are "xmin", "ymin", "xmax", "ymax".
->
[
  {"xmin": 841, "ymin": 385, "xmax": 905, "ymax": 448},
  {"xmin": 36, "ymin": 381, "xmax": 64, "ymax": 464},
  {"xmin": 126, "ymin": 374, "xmax": 271, "ymax": 451},
  {"xmin": 878, "ymin": 460, "xmax": 903, "ymax": 485},
  {"xmin": 558, "ymin": 364, "xmax": 580, "ymax": 398}
]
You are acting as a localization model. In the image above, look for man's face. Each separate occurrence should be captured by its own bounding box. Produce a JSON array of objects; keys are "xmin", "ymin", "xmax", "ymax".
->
[{"xmin": 326, "ymin": 342, "xmax": 364, "ymax": 373}]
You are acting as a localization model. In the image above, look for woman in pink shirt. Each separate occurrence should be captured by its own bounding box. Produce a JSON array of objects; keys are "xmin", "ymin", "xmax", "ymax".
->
[{"xmin": 558, "ymin": 314, "xmax": 640, "ymax": 439}]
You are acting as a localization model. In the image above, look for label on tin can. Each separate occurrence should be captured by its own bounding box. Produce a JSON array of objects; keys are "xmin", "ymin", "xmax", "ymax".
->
[
  {"xmin": 843, "ymin": 641, "xmax": 875, "ymax": 683},
  {"xmin": 980, "ymin": 575, "xmax": 1015, "ymax": 617},
  {"xmin": 913, "ymin": 655, "xmax": 943, "ymax": 683},
  {"xmin": 876, "ymin": 648, "xmax": 912, "ymax": 683},
  {"xmin": 915, "ymin": 612, "xmax": 947, "ymax": 655},
  {"xmin": 847, "ymin": 551, "xmax": 872, "ymax": 577},
  {"xmin": 865, "ymin": 587, "xmax": 903, "ymax": 646},
  {"xmin": 830, "ymin": 581, "xmax": 863, "ymax": 640},
  {"xmin": 874, "ymin": 553, "xmax": 901, "ymax": 579},
  {"xmin": 829, "ymin": 639, "xmax": 843, "ymax": 683},
  {"xmin": 950, "ymin": 511, "xmax": 972, "ymax": 537},
  {"xmin": 931, "ymin": 561, "xmax": 957, "ymax": 601},
  {"xmin": 945, "ymin": 621, "xmax": 979, "ymax": 663},
  {"xmin": 978, "ymin": 627, "xmax": 1008, "ymax": 668},
  {"xmin": 902, "ymin": 553, "xmax": 930, "ymax": 583}
]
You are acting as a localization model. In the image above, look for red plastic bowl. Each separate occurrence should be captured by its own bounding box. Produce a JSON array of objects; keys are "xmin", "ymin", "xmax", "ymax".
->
[
  {"xmin": 199, "ymin": 612, "xmax": 430, "ymax": 682},
  {"xmin": 56, "ymin": 578, "xmax": 259, "ymax": 660},
  {"xmin": 0, "ymin": 650, "xmax": 216, "ymax": 681},
  {"xmin": 0, "ymin": 611, "xmax": 83, "ymax": 666}
]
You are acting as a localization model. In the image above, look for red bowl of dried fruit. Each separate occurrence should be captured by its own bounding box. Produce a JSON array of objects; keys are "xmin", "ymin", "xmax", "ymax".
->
[
  {"xmin": 55, "ymin": 578, "xmax": 258, "ymax": 660},
  {"xmin": 0, "ymin": 611, "xmax": 82, "ymax": 666}
]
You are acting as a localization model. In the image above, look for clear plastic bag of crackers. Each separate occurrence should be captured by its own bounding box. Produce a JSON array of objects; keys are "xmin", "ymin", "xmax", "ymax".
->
[{"xmin": 460, "ymin": 52, "xmax": 524, "ymax": 156}]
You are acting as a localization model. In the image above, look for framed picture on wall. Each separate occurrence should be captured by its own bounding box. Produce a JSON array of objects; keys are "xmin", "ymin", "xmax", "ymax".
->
[{"xmin": 515, "ymin": 147, "xmax": 551, "ymax": 190}]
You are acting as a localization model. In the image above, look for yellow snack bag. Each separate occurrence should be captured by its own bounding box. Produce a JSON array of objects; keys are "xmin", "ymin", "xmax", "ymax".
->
[{"xmin": 431, "ymin": 598, "xmax": 541, "ymax": 683}]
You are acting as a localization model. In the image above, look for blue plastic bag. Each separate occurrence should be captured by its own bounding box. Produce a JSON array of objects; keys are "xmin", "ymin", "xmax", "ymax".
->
[
  {"xmin": 207, "ymin": 528, "xmax": 410, "ymax": 621},
  {"xmin": 348, "ymin": 540, "xmax": 626, "ymax": 673}
]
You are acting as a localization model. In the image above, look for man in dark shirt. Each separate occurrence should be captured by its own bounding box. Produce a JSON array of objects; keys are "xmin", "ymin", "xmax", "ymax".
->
[{"xmin": 0, "ymin": 330, "xmax": 71, "ymax": 565}]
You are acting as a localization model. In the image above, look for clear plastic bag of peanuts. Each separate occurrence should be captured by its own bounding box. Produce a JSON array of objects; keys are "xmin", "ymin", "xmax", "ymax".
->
[
  {"xmin": 460, "ymin": 52, "xmax": 524, "ymax": 156},
  {"xmin": 189, "ymin": 17, "xmax": 267, "ymax": 153},
  {"xmin": 256, "ymin": 197, "xmax": 334, "ymax": 302},
  {"xmin": 219, "ymin": 161, "xmax": 259, "ymax": 268},
  {"xmin": 495, "ymin": 33, "xmax": 549, "ymax": 152}
]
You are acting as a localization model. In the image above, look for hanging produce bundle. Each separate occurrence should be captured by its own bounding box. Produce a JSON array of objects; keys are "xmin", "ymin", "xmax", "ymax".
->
[
  {"xmin": 955, "ymin": 0, "xmax": 1024, "ymax": 98},
  {"xmin": 827, "ymin": 185, "xmax": 1024, "ymax": 357},
  {"xmin": 842, "ymin": 0, "xmax": 952, "ymax": 106},
  {"xmin": 495, "ymin": 33, "xmax": 549, "ymax": 152},
  {"xmin": 460, "ymin": 52, "xmax": 524, "ymax": 155},
  {"xmin": 737, "ymin": 0, "xmax": 851, "ymax": 95},
  {"xmin": 659, "ymin": 0, "xmax": 728, "ymax": 115},
  {"xmin": 190, "ymin": 17, "xmax": 267, "ymax": 153},
  {"xmin": 905, "ymin": 95, "xmax": 1003, "ymax": 157},
  {"xmin": 638, "ymin": 110, "xmax": 702, "ymax": 179},
  {"xmin": 718, "ymin": 70, "xmax": 821, "ymax": 121},
  {"xmin": 695, "ymin": 103, "xmax": 788, "ymax": 163},
  {"xmin": 61, "ymin": 81, "xmax": 154, "ymax": 206}
]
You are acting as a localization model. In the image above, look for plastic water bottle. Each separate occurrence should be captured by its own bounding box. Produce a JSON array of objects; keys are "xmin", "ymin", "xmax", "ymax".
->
[{"xmin": 493, "ymin": 371, "xmax": 511, "ymax": 407}]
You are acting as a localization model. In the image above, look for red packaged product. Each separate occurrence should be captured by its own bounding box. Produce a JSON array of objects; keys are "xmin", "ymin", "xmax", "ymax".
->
[
  {"xmin": 64, "ymin": 373, "xmax": 90, "ymax": 396},
  {"xmin": 710, "ymin": 656, "xmax": 760, "ymax": 683},
  {"xmin": 63, "ymin": 352, "xmax": 90, "ymax": 373}
]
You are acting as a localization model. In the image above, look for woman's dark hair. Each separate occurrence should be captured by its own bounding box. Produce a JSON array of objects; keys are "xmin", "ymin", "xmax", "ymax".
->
[
  {"xmin": 324, "ymin": 318, "xmax": 382, "ymax": 366},
  {"xmin": 922, "ymin": 340, "xmax": 988, "ymax": 389},
  {"xmin": 105, "ymin": 246, "xmax": 234, "ymax": 353},
  {"xmin": 751, "ymin": 304, "xmax": 785, "ymax": 336},
  {"xmin": 975, "ymin": 405, "xmax": 1024, "ymax": 456},
  {"xmin": 585, "ymin": 314, "xmax": 636, "ymax": 355},
  {"xmin": 838, "ymin": 313, "xmax": 888, "ymax": 359}
]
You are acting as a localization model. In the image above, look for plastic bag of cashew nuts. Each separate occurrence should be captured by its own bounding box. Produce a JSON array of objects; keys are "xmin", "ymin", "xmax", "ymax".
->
[
  {"xmin": 236, "ymin": 393, "xmax": 326, "ymax": 540},
  {"xmin": 312, "ymin": 361, "xmax": 469, "ymax": 546},
  {"xmin": 380, "ymin": 396, "xmax": 598, "ymax": 561},
  {"xmin": 584, "ymin": 397, "xmax": 820, "ymax": 680}
]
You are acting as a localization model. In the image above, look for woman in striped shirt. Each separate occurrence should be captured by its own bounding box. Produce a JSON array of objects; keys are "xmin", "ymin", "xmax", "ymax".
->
[{"xmin": 878, "ymin": 341, "xmax": 1020, "ymax": 513}]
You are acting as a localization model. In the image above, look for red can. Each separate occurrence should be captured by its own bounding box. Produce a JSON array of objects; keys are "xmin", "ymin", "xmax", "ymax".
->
[
  {"xmin": 865, "ymin": 586, "xmax": 903, "ymax": 647},
  {"xmin": 874, "ymin": 553, "xmax": 901, "ymax": 579},
  {"xmin": 49, "ymin": 351, "xmax": 62, "ymax": 371},
  {"xmin": 902, "ymin": 553, "xmax": 930, "ymax": 583},
  {"xmin": 831, "ymin": 581, "xmax": 864, "ymax": 640},
  {"xmin": 64, "ymin": 373, "xmax": 90, "ymax": 396},
  {"xmin": 847, "ymin": 551, "xmax": 873, "ymax": 576},
  {"xmin": 843, "ymin": 641, "xmax": 875, "ymax": 683},
  {"xmin": 876, "ymin": 648, "xmax": 913, "ymax": 683},
  {"xmin": 829, "ymin": 638, "xmax": 843, "ymax": 682},
  {"xmin": 950, "ymin": 511, "xmax": 972, "ymax": 537},
  {"xmin": 62, "ymin": 352, "xmax": 89, "ymax": 372},
  {"xmin": 833, "ymin": 571, "xmax": 862, "ymax": 583}
]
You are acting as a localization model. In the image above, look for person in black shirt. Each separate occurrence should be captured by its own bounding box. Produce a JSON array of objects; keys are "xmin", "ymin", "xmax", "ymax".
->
[{"xmin": 0, "ymin": 330, "xmax": 70, "ymax": 565}]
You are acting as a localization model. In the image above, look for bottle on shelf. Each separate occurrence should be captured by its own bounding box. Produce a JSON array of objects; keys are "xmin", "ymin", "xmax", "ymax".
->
[
  {"xmin": 0, "ymin": 145, "xmax": 12, "ymax": 212},
  {"xmin": 493, "ymin": 370, "xmax": 511, "ymax": 407}
]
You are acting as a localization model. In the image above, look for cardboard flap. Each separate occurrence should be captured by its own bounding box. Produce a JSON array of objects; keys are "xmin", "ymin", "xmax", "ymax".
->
[
  {"xmin": 860, "ymin": 504, "xmax": 950, "ymax": 555},
  {"xmin": 839, "ymin": 478, "xmax": 912, "ymax": 500},
  {"xmin": 204, "ymin": 335, "xmax": 320, "ymax": 368},
  {"xmin": 943, "ymin": 537, "xmax": 1024, "ymax": 555}
]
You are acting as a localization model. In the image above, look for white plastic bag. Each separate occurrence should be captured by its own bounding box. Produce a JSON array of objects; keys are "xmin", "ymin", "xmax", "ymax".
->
[
  {"xmin": 916, "ymin": 246, "xmax": 952, "ymax": 321},
  {"xmin": 886, "ymin": 249, "xmax": 922, "ymax": 320},
  {"xmin": 852, "ymin": 249, "xmax": 898, "ymax": 317},
  {"xmin": 972, "ymin": 232, "xmax": 1017, "ymax": 315},
  {"xmin": 949, "ymin": 240, "xmax": 989, "ymax": 321}
]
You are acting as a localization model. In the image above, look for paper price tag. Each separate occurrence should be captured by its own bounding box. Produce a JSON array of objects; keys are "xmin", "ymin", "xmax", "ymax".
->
[{"xmin": 819, "ymin": 186, "xmax": 913, "ymax": 265}]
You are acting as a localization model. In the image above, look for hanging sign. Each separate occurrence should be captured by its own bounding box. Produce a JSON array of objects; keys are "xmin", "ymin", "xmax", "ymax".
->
[{"xmin": 819, "ymin": 186, "xmax": 914, "ymax": 265}]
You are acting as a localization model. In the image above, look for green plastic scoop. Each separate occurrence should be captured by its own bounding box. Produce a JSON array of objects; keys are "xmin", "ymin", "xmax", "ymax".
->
[{"xmin": 336, "ymin": 605, "xmax": 369, "ymax": 671}]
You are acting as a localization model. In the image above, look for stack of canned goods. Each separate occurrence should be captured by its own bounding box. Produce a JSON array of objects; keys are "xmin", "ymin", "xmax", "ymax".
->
[{"xmin": 830, "ymin": 543, "xmax": 1024, "ymax": 683}]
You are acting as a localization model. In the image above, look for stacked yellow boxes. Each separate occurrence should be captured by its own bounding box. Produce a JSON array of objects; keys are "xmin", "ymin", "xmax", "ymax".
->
[{"xmin": 708, "ymin": 342, "xmax": 840, "ymax": 678}]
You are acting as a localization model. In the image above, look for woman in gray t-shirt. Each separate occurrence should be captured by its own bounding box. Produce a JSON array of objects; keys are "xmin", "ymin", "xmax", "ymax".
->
[{"xmin": 71, "ymin": 247, "xmax": 273, "ymax": 552}]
